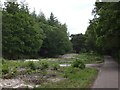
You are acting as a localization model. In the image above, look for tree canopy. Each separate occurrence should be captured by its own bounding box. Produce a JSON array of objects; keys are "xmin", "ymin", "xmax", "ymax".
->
[
  {"xmin": 39, "ymin": 13, "xmax": 72, "ymax": 57},
  {"xmin": 70, "ymin": 33, "xmax": 86, "ymax": 53},
  {"xmin": 85, "ymin": 2, "xmax": 120, "ymax": 60},
  {"xmin": 2, "ymin": 1, "xmax": 72, "ymax": 59}
]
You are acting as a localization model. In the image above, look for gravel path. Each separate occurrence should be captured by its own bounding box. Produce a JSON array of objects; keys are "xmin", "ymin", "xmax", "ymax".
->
[{"xmin": 92, "ymin": 56, "xmax": 119, "ymax": 88}]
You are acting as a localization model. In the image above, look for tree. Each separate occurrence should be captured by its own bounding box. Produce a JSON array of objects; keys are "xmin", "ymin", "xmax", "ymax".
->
[
  {"xmin": 93, "ymin": 2, "xmax": 120, "ymax": 54},
  {"xmin": 70, "ymin": 33, "xmax": 86, "ymax": 53},
  {"xmin": 2, "ymin": 1, "xmax": 44, "ymax": 59},
  {"xmin": 85, "ymin": 19, "xmax": 99, "ymax": 53},
  {"xmin": 48, "ymin": 12, "xmax": 58, "ymax": 26},
  {"xmin": 37, "ymin": 12, "xmax": 47, "ymax": 24},
  {"xmin": 39, "ymin": 13, "xmax": 72, "ymax": 57},
  {"xmin": 86, "ymin": 2, "xmax": 120, "ymax": 59},
  {"xmin": 2, "ymin": 2, "xmax": 72, "ymax": 59}
]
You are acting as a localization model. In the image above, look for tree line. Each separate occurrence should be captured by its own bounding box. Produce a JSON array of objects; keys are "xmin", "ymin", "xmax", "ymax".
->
[
  {"xmin": 71, "ymin": 2, "xmax": 120, "ymax": 62},
  {"xmin": 2, "ymin": 1, "xmax": 72, "ymax": 59},
  {"xmin": 2, "ymin": 1, "xmax": 120, "ymax": 62}
]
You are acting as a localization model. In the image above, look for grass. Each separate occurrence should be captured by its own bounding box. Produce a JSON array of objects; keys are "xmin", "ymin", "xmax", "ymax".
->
[
  {"xmin": 39, "ymin": 53, "xmax": 104, "ymax": 64},
  {"xmin": 0, "ymin": 58, "xmax": 2, "ymax": 77},
  {"xmin": 40, "ymin": 58, "xmax": 73, "ymax": 64},
  {"xmin": 38, "ymin": 67, "xmax": 98, "ymax": 88},
  {"xmin": 75, "ymin": 53, "xmax": 104, "ymax": 64},
  {"xmin": 1, "ymin": 53, "xmax": 102, "ymax": 88}
]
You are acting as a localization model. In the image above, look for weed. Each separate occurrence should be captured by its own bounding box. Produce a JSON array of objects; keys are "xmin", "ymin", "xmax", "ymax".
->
[
  {"xmin": 2, "ymin": 64, "xmax": 9, "ymax": 74},
  {"xmin": 72, "ymin": 59, "xmax": 85, "ymax": 69},
  {"xmin": 40, "ymin": 61, "xmax": 48, "ymax": 70},
  {"xmin": 51, "ymin": 63, "xmax": 60, "ymax": 70},
  {"xmin": 27, "ymin": 61, "xmax": 36, "ymax": 70}
]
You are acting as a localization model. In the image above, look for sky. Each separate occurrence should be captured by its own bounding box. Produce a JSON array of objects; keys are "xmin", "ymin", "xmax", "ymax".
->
[{"xmin": 2, "ymin": 0, "xmax": 96, "ymax": 34}]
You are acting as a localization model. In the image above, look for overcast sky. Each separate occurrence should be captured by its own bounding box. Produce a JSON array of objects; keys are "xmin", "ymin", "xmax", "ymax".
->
[{"xmin": 2, "ymin": 0, "xmax": 96, "ymax": 34}]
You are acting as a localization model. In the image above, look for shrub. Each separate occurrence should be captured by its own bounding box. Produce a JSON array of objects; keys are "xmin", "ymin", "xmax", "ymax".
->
[
  {"xmin": 27, "ymin": 61, "xmax": 36, "ymax": 70},
  {"xmin": 40, "ymin": 61, "xmax": 48, "ymax": 70},
  {"xmin": 12, "ymin": 67, "xmax": 17, "ymax": 74},
  {"xmin": 2, "ymin": 58, "xmax": 6, "ymax": 64},
  {"xmin": 63, "ymin": 67, "xmax": 79, "ymax": 78},
  {"xmin": 51, "ymin": 63, "xmax": 60, "ymax": 70},
  {"xmin": 72, "ymin": 59, "xmax": 85, "ymax": 69},
  {"xmin": 2, "ymin": 64, "xmax": 9, "ymax": 74},
  {"xmin": 3, "ymin": 72, "xmax": 15, "ymax": 79}
]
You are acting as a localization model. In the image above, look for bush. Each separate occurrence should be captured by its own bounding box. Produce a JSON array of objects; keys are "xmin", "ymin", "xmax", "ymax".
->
[
  {"xmin": 63, "ymin": 67, "xmax": 79, "ymax": 78},
  {"xmin": 27, "ymin": 61, "xmax": 36, "ymax": 70},
  {"xmin": 72, "ymin": 59, "xmax": 85, "ymax": 69},
  {"xmin": 2, "ymin": 64, "xmax": 9, "ymax": 74},
  {"xmin": 12, "ymin": 67, "xmax": 17, "ymax": 74},
  {"xmin": 3, "ymin": 72, "xmax": 15, "ymax": 79},
  {"xmin": 63, "ymin": 67, "xmax": 73, "ymax": 78},
  {"xmin": 2, "ymin": 58, "xmax": 6, "ymax": 64},
  {"xmin": 40, "ymin": 61, "xmax": 48, "ymax": 70},
  {"xmin": 51, "ymin": 63, "xmax": 60, "ymax": 70}
]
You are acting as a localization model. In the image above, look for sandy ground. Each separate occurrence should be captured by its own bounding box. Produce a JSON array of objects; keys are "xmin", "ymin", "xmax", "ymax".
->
[{"xmin": 0, "ymin": 78, "xmax": 34, "ymax": 89}]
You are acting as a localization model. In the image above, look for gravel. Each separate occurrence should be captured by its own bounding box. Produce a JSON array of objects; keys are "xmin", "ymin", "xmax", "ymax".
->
[{"xmin": 0, "ymin": 78, "xmax": 34, "ymax": 89}]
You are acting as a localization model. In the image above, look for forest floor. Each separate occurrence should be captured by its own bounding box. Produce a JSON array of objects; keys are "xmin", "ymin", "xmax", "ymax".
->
[{"xmin": 92, "ymin": 56, "xmax": 119, "ymax": 88}]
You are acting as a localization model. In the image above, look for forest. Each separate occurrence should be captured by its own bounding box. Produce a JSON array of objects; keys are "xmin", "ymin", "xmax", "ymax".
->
[
  {"xmin": 2, "ymin": 1, "xmax": 72, "ymax": 59},
  {"xmin": 2, "ymin": 2, "xmax": 120, "ymax": 61},
  {"xmin": 0, "ymin": 1, "xmax": 119, "ymax": 89},
  {"xmin": 71, "ymin": 2, "xmax": 120, "ymax": 63}
]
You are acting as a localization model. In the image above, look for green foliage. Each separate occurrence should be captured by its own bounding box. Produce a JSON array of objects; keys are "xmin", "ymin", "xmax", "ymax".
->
[
  {"xmin": 76, "ymin": 53, "xmax": 103, "ymax": 64},
  {"xmin": 63, "ymin": 67, "xmax": 79, "ymax": 78},
  {"xmin": 85, "ymin": 20, "xmax": 98, "ymax": 52},
  {"xmin": 2, "ymin": 58, "xmax": 6, "ymax": 64},
  {"xmin": 3, "ymin": 72, "xmax": 16, "ymax": 79},
  {"xmin": 72, "ymin": 59, "xmax": 85, "ymax": 69},
  {"xmin": 70, "ymin": 33, "xmax": 86, "ymax": 53},
  {"xmin": 2, "ymin": 60, "xmax": 18, "ymax": 78},
  {"xmin": 2, "ymin": 2, "xmax": 44, "ymax": 59},
  {"xmin": 39, "ymin": 13, "xmax": 72, "ymax": 57},
  {"xmin": 2, "ymin": 64, "xmax": 9, "ymax": 74},
  {"xmin": 40, "ymin": 68, "xmax": 98, "ymax": 88},
  {"xmin": 27, "ymin": 61, "xmax": 36, "ymax": 70},
  {"xmin": 2, "ymin": 2, "xmax": 72, "ymax": 59},
  {"xmin": 1, "ymin": 57, "xmax": 98, "ymax": 87},
  {"xmin": 48, "ymin": 12, "xmax": 58, "ymax": 26},
  {"xmin": 85, "ymin": 2, "xmax": 120, "ymax": 56},
  {"xmin": 51, "ymin": 63, "xmax": 60, "ymax": 70},
  {"xmin": 40, "ymin": 61, "xmax": 48, "ymax": 70}
]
